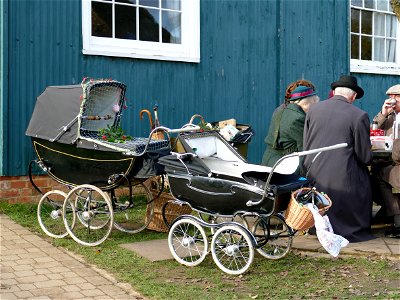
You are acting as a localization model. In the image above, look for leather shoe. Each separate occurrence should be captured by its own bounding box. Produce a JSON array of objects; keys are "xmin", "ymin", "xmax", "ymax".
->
[{"xmin": 385, "ymin": 225, "xmax": 400, "ymax": 238}]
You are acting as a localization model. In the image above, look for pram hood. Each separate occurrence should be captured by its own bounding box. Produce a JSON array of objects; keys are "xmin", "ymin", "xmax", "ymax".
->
[
  {"xmin": 26, "ymin": 79, "xmax": 127, "ymax": 145},
  {"xmin": 158, "ymin": 154, "xmax": 211, "ymax": 176},
  {"xmin": 26, "ymin": 85, "xmax": 82, "ymax": 144}
]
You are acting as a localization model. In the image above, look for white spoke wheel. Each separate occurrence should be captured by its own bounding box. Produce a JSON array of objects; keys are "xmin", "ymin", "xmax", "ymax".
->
[
  {"xmin": 63, "ymin": 184, "xmax": 113, "ymax": 246},
  {"xmin": 168, "ymin": 218, "xmax": 208, "ymax": 267},
  {"xmin": 37, "ymin": 190, "xmax": 71, "ymax": 238},
  {"xmin": 252, "ymin": 214, "xmax": 292, "ymax": 260},
  {"xmin": 211, "ymin": 225, "xmax": 254, "ymax": 275},
  {"xmin": 112, "ymin": 182, "xmax": 153, "ymax": 233}
]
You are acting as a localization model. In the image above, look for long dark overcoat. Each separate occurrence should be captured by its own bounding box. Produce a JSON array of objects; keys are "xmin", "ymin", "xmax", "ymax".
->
[{"xmin": 303, "ymin": 95, "xmax": 374, "ymax": 242}]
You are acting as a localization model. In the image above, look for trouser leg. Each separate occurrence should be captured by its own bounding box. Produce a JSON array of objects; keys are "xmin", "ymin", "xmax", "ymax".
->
[{"xmin": 377, "ymin": 179, "xmax": 400, "ymax": 217}]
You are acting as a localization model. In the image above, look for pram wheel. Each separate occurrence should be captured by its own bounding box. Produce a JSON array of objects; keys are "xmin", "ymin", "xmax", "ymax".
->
[
  {"xmin": 211, "ymin": 224, "xmax": 254, "ymax": 275},
  {"xmin": 37, "ymin": 190, "xmax": 72, "ymax": 238},
  {"xmin": 63, "ymin": 184, "xmax": 114, "ymax": 246},
  {"xmin": 252, "ymin": 214, "xmax": 293, "ymax": 260},
  {"xmin": 112, "ymin": 182, "xmax": 153, "ymax": 233},
  {"xmin": 168, "ymin": 217, "xmax": 208, "ymax": 267}
]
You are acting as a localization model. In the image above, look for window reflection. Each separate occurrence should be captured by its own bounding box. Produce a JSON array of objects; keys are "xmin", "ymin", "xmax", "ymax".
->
[
  {"xmin": 115, "ymin": 5, "xmax": 137, "ymax": 39},
  {"xmin": 351, "ymin": 34, "xmax": 359, "ymax": 59},
  {"xmin": 92, "ymin": 2, "xmax": 112, "ymax": 37},
  {"xmin": 162, "ymin": 10, "xmax": 181, "ymax": 43},
  {"xmin": 361, "ymin": 36, "xmax": 372, "ymax": 60},
  {"xmin": 139, "ymin": 0, "xmax": 159, "ymax": 8},
  {"xmin": 361, "ymin": 10, "xmax": 372, "ymax": 35},
  {"xmin": 139, "ymin": 7, "xmax": 160, "ymax": 42}
]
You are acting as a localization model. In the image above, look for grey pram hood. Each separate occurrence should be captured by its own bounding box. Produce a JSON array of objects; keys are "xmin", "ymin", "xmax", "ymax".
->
[{"xmin": 26, "ymin": 85, "xmax": 82, "ymax": 144}]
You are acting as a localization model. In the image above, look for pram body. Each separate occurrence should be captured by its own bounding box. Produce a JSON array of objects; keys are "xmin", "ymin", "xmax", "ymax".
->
[
  {"xmin": 159, "ymin": 130, "xmax": 309, "ymax": 216},
  {"xmin": 26, "ymin": 81, "xmax": 169, "ymax": 190}
]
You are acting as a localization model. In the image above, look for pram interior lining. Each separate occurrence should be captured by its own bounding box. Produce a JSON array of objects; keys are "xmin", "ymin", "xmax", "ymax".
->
[
  {"xmin": 173, "ymin": 131, "xmax": 309, "ymax": 194},
  {"xmin": 77, "ymin": 80, "xmax": 170, "ymax": 155}
]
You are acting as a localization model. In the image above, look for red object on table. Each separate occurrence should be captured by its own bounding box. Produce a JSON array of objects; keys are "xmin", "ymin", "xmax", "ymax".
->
[{"xmin": 370, "ymin": 129, "xmax": 385, "ymax": 136}]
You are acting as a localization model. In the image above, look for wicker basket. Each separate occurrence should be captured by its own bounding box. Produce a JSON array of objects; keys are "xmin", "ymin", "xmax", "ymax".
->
[
  {"xmin": 284, "ymin": 187, "xmax": 332, "ymax": 231},
  {"xmin": 145, "ymin": 177, "xmax": 192, "ymax": 232}
]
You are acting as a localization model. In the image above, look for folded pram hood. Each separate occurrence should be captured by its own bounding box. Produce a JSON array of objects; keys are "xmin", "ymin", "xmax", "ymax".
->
[{"xmin": 26, "ymin": 85, "xmax": 82, "ymax": 144}]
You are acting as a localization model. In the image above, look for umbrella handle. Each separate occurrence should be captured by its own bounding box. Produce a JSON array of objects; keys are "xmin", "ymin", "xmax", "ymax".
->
[{"xmin": 139, "ymin": 109, "xmax": 154, "ymax": 129}]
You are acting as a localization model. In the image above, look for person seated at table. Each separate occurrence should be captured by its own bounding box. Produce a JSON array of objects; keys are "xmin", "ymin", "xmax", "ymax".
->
[
  {"xmin": 261, "ymin": 80, "xmax": 319, "ymax": 170},
  {"xmin": 375, "ymin": 139, "xmax": 400, "ymax": 238},
  {"xmin": 372, "ymin": 84, "xmax": 400, "ymax": 136},
  {"xmin": 371, "ymin": 84, "xmax": 400, "ymax": 225}
]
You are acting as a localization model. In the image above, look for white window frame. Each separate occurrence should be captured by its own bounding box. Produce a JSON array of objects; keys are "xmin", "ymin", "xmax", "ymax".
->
[
  {"xmin": 350, "ymin": 1, "xmax": 400, "ymax": 75},
  {"xmin": 82, "ymin": 0, "xmax": 200, "ymax": 63}
]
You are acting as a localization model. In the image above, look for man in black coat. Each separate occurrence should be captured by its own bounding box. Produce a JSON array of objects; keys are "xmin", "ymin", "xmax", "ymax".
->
[{"xmin": 303, "ymin": 75, "xmax": 375, "ymax": 243}]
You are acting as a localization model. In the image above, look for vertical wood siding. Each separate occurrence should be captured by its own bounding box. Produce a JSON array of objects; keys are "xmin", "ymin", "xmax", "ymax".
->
[{"xmin": 3, "ymin": 0, "xmax": 399, "ymax": 176}]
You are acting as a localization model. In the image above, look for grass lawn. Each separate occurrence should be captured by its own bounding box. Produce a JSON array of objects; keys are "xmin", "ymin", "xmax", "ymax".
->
[{"xmin": 1, "ymin": 201, "xmax": 399, "ymax": 300}]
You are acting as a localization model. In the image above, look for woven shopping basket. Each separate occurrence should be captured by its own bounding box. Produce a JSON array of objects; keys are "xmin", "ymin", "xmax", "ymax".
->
[
  {"xmin": 145, "ymin": 177, "xmax": 192, "ymax": 232},
  {"xmin": 284, "ymin": 187, "xmax": 332, "ymax": 231}
]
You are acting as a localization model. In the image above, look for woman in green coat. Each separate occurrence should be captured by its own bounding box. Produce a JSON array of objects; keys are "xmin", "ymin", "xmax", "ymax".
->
[{"xmin": 261, "ymin": 84, "xmax": 319, "ymax": 169}]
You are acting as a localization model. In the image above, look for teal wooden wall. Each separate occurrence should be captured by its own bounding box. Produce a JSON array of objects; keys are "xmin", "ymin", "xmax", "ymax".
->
[{"xmin": 2, "ymin": 0, "xmax": 399, "ymax": 176}]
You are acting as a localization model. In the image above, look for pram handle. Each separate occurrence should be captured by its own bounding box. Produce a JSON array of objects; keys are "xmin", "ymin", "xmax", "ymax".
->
[
  {"xmin": 296, "ymin": 143, "xmax": 348, "ymax": 157},
  {"xmin": 150, "ymin": 124, "xmax": 200, "ymax": 135},
  {"xmin": 246, "ymin": 142, "xmax": 348, "ymax": 207}
]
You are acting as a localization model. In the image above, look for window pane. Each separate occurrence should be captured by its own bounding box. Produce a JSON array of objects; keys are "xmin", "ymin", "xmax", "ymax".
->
[
  {"xmin": 92, "ymin": 2, "xmax": 112, "ymax": 37},
  {"xmin": 162, "ymin": 10, "xmax": 181, "ymax": 43},
  {"xmin": 139, "ymin": 7, "xmax": 160, "ymax": 42},
  {"xmin": 351, "ymin": 9, "xmax": 360, "ymax": 33},
  {"xmin": 115, "ymin": 5, "xmax": 137, "ymax": 39},
  {"xmin": 162, "ymin": 0, "xmax": 180, "ymax": 10},
  {"xmin": 387, "ymin": 39, "xmax": 396, "ymax": 62},
  {"xmin": 361, "ymin": 10, "xmax": 372, "ymax": 34},
  {"xmin": 139, "ymin": 0, "xmax": 159, "ymax": 8},
  {"xmin": 361, "ymin": 36, "xmax": 372, "ymax": 60},
  {"xmin": 376, "ymin": 0, "xmax": 388, "ymax": 11},
  {"xmin": 374, "ymin": 12, "xmax": 385, "ymax": 36},
  {"xmin": 351, "ymin": 34, "xmax": 360, "ymax": 59},
  {"xmin": 351, "ymin": 0, "xmax": 362, "ymax": 7},
  {"xmin": 364, "ymin": 0, "xmax": 374, "ymax": 9},
  {"xmin": 373, "ymin": 37, "xmax": 385, "ymax": 61},
  {"xmin": 387, "ymin": 15, "xmax": 397, "ymax": 37},
  {"xmin": 115, "ymin": 0, "xmax": 136, "ymax": 4}
]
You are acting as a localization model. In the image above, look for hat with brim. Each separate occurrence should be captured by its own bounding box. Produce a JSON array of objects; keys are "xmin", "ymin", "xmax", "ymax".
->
[
  {"xmin": 331, "ymin": 75, "xmax": 364, "ymax": 99},
  {"xmin": 289, "ymin": 85, "xmax": 317, "ymax": 101}
]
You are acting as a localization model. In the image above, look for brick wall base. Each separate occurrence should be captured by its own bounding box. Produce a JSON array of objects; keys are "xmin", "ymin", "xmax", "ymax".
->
[{"xmin": 0, "ymin": 175, "xmax": 69, "ymax": 203}]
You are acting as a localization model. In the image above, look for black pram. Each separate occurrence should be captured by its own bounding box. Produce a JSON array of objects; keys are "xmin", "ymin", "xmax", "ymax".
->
[{"xmin": 158, "ymin": 130, "xmax": 347, "ymax": 275}]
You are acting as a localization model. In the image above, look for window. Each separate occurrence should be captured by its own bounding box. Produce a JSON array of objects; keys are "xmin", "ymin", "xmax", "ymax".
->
[
  {"xmin": 82, "ymin": 0, "xmax": 200, "ymax": 62},
  {"xmin": 350, "ymin": 0, "xmax": 400, "ymax": 75}
]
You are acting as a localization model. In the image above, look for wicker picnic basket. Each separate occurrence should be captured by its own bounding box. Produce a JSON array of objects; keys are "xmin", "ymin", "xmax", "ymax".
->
[
  {"xmin": 284, "ymin": 187, "xmax": 332, "ymax": 231},
  {"xmin": 145, "ymin": 177, "xmax": 192, "ymax": 232}
]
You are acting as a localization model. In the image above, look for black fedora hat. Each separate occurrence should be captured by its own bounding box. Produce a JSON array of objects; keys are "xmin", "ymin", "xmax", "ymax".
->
[{"xmin": 331, "ymin": 75, "xmax": 364, "ymax": 99}]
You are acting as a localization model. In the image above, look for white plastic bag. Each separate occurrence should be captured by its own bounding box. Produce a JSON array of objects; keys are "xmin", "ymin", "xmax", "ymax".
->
[{"xmin": 305, "ymin": 204, "xmax": 349, "ymax": 257}]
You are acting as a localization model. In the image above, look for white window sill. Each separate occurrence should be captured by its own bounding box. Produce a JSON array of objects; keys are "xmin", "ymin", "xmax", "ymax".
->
[{"xmin": 350, "ymin": 60, "xmax": 400, "ymax": 76}]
